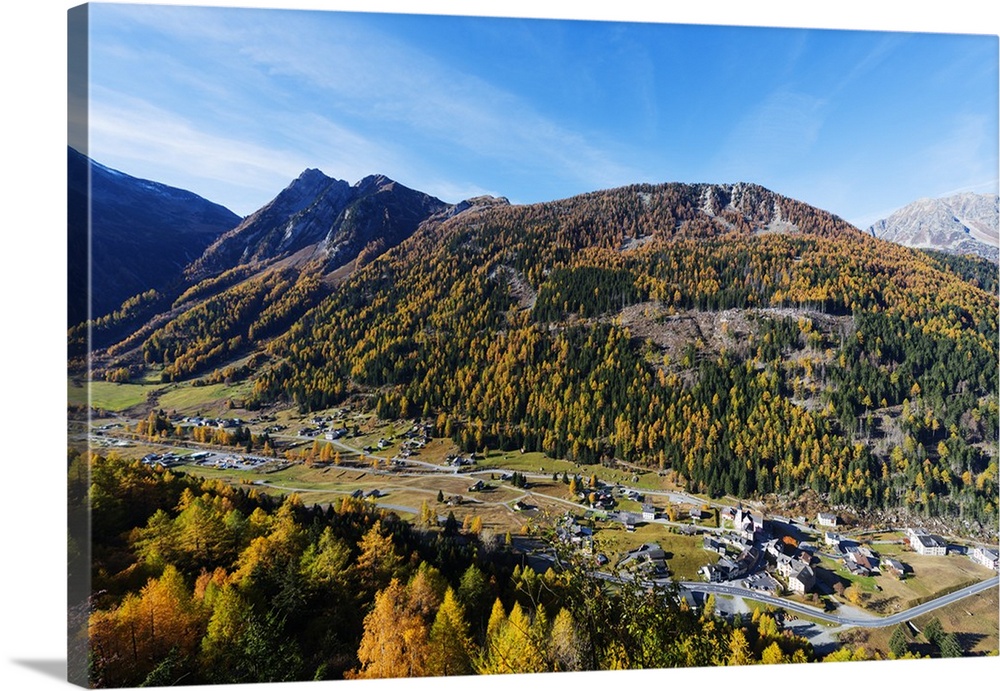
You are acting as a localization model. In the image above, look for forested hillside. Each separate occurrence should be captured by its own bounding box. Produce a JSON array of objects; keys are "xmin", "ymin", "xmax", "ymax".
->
[
  {"xmin": 76, "ymin": 452, "xmax": 878, "ymax": 687},
  {"xmin": 246, "ymin": 182, "xmax": 998, "ymax": 529}
]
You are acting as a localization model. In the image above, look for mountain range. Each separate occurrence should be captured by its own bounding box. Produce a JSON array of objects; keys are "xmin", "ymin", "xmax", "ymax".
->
[
  {"xmin": 69, "ymin": 155, "xmax": 998, "ymax": 531},
  {"xmin": 186, "ymin": 169, "xmax": 447, "ymax": 280},
  {"xmin": 867, "ymin": 192, "xmax": 999, "ymax": 261}
]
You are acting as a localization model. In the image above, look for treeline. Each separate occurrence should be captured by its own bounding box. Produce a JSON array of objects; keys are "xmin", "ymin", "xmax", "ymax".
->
[{"xmin": 79, "ymin": 453, "xmax": 888, "ymax": 687}]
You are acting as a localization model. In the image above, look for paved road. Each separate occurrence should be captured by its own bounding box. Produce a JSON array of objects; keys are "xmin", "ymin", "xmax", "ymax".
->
[{"xmin": 679, "ymin": 575, "xmax": 1000, "ymax": 628}]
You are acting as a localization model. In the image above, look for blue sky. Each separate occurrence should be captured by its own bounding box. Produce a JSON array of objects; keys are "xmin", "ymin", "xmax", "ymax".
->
[{"xmin": 76, "ymin": 1, "xmax": 998, "ymax": 229}]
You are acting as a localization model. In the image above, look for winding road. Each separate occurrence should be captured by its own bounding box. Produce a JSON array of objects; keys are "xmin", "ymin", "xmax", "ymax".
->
[{"xmin": 678, "ymin": 576, "xmax": 999, "ymax": 628}]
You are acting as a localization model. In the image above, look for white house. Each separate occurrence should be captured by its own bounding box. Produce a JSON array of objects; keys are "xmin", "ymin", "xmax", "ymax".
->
[
  {"xmin": 817, "ymin": 512, "xmax": 838, "ymax": 527},
  {"xmin": 970, "ymin": 546, "xmax": 999, "ymax": 571},
  {"xmin": 790, "ymin": 566, "xmax": 815, "ymax": 594},
  {"xmin": 907, "ymin": 528, "xmax": 947, "ymax": 556}
]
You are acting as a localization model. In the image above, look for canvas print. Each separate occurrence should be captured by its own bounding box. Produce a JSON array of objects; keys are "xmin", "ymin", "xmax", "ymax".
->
[{"xmin": 67, "ymin": 2, "xmax": 1000, "ymax": 688}]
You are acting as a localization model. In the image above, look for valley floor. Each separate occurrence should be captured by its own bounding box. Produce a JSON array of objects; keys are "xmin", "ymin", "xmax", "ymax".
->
[{"xmin": 76, "ymin": 395, "xmax": 1000, "ymax": 661}]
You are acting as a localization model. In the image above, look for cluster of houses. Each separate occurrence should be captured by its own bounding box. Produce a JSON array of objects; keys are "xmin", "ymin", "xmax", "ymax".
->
[
  {"xmin": 547, "ymin": 489, "xmax": 998, "ymax": 610},
  {"xmin": 556, "ymin": 513, "xmax": 594, "ymax": 553},
  {"xmin": 141, "ymin": 451, "xmax": 188, "ymax": 468},
  {"xmin": 297, "ymin": 411, "xmax": 356, "ymax": 439},
  {"xmin": 376, "ymin": 422, "xmax": 435, "ymax": 458},
  {"xmin": 573, "ymin": 483, "xmax": 618, "ymax": 511},
  {"xmin": 700, "ymin": 532, "xmax": 759, "ymax": 584},
  {"xmin": 763, "ymin": 539, "xmax": 817, "ymax": 593},
  {"xmin": 840, "ymin": 543, "xmax": 881, "ymax": 577},
  {"xmin": 404, "ymin": 421, "xmax": 434, "ymax": 442},
  {"xmin": 184, "ymin": 416, "xmax": 243, "ymax": 429},
  {"xmin": 720, "ymin": 505, "xmax": 764, "ymax": 540},
  {"xmin": 619, "ymin": 542, "xmax": 669, "ymax": 577},
  {"xmin": 397, "ymin": 434, "xmax": 429, "ymax": 457}
]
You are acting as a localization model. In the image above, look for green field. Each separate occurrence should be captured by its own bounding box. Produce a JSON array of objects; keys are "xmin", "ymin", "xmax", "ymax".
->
[
  {"xmin": 156, "ymin": 381, "xmax": 254, "ymax": 411},
  {"xmin": 70, "ymin": 380, "xmax": 164, "ymax": 411},
  {"xmin": 839, "ymin": 585, "xmax": 999, "ymax": 657}
]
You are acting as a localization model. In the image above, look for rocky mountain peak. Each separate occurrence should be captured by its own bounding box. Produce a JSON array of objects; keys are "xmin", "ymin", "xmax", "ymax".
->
[{"xmin": 868, "ymin": 193, "xmax": 999, "ymax": 261}]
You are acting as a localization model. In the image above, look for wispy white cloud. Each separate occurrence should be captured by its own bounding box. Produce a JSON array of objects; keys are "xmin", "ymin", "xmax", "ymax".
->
[
  {"xmin": 87, "ymin": 88, "xmax": 313, "ymax": 213},
  {"xmin": 233, "ymin": 10, "xmax": 644, "ymax": 188},
  {"xmin": 89, "ymin": 4, "xmax": 644, "ymax": 206},
  {"xmin": 918, "ymin": 113, "xmax": 998, "ymax": 197},
  {"xmin": 714, "ymin": 90, "xmax": 828, "ymax": 180},
  {"xmin": 830, "ymin": 33, "xmax": 903, "ymax": 96}
]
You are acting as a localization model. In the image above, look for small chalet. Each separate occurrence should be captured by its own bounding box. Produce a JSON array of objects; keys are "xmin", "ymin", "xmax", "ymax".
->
[
  {"xmin": 703, "ymin": 547, "xmax": 757, "ymax": 582},
  {"xmin": 881, "ymin": 557, "xmax": 907, "ymax": 578},
  {"xmin": 700, "ymin": 561, "xmax": 732, "ymax": 583},
  {"xmin": 619, "ymin": 512, "xmax": 639, "ymax": 529},
  {"xmin": 703, "ymin": 537, "xmax": 726, "ymax": 555},
  {"xmin": 620, "ymin": 542, "xmax": 668, "ymax": 576},
  {"xmin": 642, "ymin": 504, "xmax": 657, "ymax": 521},
  {"xmin": 824, "ymin": 532, "xmax": 843, "ymax": 549},
  {"xmin": 817, "ymin": 512, "xmax": 839, "ymax": 527}
]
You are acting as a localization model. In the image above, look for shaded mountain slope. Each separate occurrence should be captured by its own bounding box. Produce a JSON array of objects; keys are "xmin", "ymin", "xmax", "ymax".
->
[{"xmin": 67, "ymin": 147, "xmax": 241, "ymax": 324}]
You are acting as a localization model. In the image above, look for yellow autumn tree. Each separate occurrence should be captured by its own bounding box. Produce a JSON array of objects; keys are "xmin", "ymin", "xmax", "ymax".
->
[
  {"xmin": 426, "ymin": 587, "xmax": 475, "ymax": 676},
  {"xmin": 477, "ymin": 600, "xmax": 546, "ymax": 674},
  {"xmin": 726, "ymin": 627, "xmax": 754, "ymax": 666},
  {"xmin": 548, "ymin": 607, "xmax": 582, "ymax": 671},
  {"xmin": 352, "ymin": 578, "xmax": 431, "ymax": 679},
  {"xmin": 354, "ymin": 520, "xmax": 403, "ymax": 595},
  {"xmin": 88, "ymin": 565, "xmax": 206, "ymax": 687}
]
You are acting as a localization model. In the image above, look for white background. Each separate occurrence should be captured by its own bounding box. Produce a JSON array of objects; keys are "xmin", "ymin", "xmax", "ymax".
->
[{"xmin": 1, "ymin": 1, "xmax": 997, "ymax": 690}]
